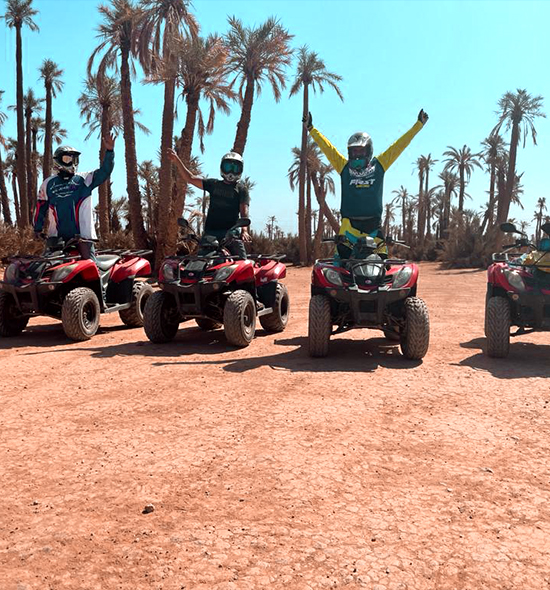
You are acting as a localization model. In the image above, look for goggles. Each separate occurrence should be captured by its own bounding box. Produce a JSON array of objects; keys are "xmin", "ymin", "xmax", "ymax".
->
[{"xmin": 221, "ymin": 160, "xmax": 242, "ymax": 174}]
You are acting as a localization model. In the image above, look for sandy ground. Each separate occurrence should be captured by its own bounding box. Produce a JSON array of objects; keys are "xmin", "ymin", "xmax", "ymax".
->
[{"xmin": 1, "ymin": 262, "xmax": 550, "ymax": 590}]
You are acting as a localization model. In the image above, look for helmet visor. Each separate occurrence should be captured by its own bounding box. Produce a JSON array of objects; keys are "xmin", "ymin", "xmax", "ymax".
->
[
  {"xmin": 348, "ymin": 146, "xmax": 367, "ymax": 160},
  {"xmin": 221, "ymin": 160, "xmax": 243, "ymax": 174}
]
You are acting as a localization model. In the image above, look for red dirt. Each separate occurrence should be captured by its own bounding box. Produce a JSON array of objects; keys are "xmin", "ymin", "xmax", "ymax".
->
[{"xmin": 1, "ymin": 262, "xmax": 550, "ymax": 590}]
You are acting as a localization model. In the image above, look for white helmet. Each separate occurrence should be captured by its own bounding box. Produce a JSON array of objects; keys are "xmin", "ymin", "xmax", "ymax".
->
[
  {"xmin": 347, "ymin": 132, "xmax": 373, "ymax": 169},
  {"xmin": 53, "ymin": 145, "xmax": 81, "ymax": 177},
  {"xmin": 220, "ymin": 152, "xmax": 244, "ymax": 183}
]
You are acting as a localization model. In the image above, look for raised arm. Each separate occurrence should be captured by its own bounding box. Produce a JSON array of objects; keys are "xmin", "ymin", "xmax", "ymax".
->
[
  {"xmin": 377, "ymin": 110, "xmax": 429, "ymax": 171},
  {"xmin": 85, "ymin": 132, "xmax": 116, "ymax": 190},
  {"xmin": 167, "ymin": 148, "xmax": 203, "ymax": 190},
  {"xmin": 304, "ymin": 112, "xmax": 347, "ymax": 174}
]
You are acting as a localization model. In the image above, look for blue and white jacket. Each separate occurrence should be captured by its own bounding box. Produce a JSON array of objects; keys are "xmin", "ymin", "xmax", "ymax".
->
[{"xmin": 33, "ymin": 150, "xmax": 114, "ymax": 240}]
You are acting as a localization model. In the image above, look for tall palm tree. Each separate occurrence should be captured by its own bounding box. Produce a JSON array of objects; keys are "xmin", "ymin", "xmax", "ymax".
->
[
  {"xmin": 492, "ymin": 89, "xmax": 545, "ymax": 230},
  {"xmin": 382, "ymin": 202, "xmax": 395, "ymax": 238},
  {"xmin": 435, "ymin": 170, "xmax": 459, "ymax": 236},
  {"xmin": 225, "ymin": 16, "xmax": 293, "ymax": 155},
  {"xmin": 138, "ymin": 159, "xmax": 159, "ymax": 234},
  {"xmin": 2, "ymin": 0, "xmax": 39, "ymax": 227},
  {"xmin": 136, "ymin": 0, "xmax": 198, "ymax": 260},
  {"xmin": 289, "ymin": 45, "xmax": 343, "ymax": 265},
  {"xmin": 23, "ymin": 88, "xmax": 43, "ymax": 216},
  {"xmin": 89, "ymin": 0, "xmax": 148, "ymax": 248},
  {"xmin": 266, "ymin": 215, "xmax": 277, "ymax": 240},
  {"xmin": 480, "ymin": 133, "xmax": 507, "ymax": 233},
  {"xmin": 38, "ymin": 119, "xmax": 67, "ymax": 146},
  {"xmin": 391, "ymin": 186, "xmax": 410, "ymax": 241},
  {"xmin": 4, "ymin": 138, "xmax": 20, "ymax": 224},
  {"xmin": 38, "ymin": 59, "xmax": 63, "ymax": 179},
  {"xmin": 443, "ymin": 144, "xmax": 482, "ymax": 212},
  {"xmin": 534, "ymin": 197, "xmax": 547, "ymax": 242},
  {"xmin": 0, "ymin": 91, "xmax": 13, "ymax": 224}
]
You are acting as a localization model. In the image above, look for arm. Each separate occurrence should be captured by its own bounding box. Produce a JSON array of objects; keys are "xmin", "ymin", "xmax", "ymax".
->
[
  {"xmin": 33, "ymin": 179, "xmax": 50, "ymax": 233},
  {"xmin": 377, "ymin": 114, "xmax": 426, "ymax": 171},
  {"xmin": 239, "ymin": 188, "xmax": 252, "ymax": 242},
  {"xmin": 167, "ymin": 148, "xmax": 203, "ymax": 190},
  {"xmin": 309, "ymin": 127, "xmax": 347, "ymax": 174},
  {"xmin": 85, "ymin": 131, "xmax": 117, "ymax": 190}
]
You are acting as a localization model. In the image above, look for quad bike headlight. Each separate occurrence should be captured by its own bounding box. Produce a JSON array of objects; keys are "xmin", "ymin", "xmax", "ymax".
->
[
  {"xmin": 214, "ymin": 264, "xmax": 238, "ymax": 282},
  {"xmin": 4, "ymin": 263, "xmax": 19, "ymax": 283},
  {"xmin": 504, "ymin": 269, "xmax": 526, "ymax": 292},
  {"xmin": 392, "ymin": 266, "xmax": 413, "ymax": 289},
  {"xmin": 323, "ymin": 268, "xmax": 343, "ymax": 286},
  {"xmin": 50, "ymin": 263, "xmax": 78, "ymax": 282},
  {"xmin": 161, "ymin": 262, "xmax": 177, "ymax": 282}
]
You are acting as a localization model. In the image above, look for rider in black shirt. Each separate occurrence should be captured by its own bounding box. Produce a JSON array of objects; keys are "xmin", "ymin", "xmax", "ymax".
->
[{"xmin": 168, "ymin": 148, "xmax": 251, "ymax": 258}]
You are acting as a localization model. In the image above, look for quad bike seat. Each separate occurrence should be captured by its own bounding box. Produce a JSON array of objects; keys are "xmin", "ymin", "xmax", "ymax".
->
[{"xmin": 95, "ymin": 255, "xmax": 121, "ymax": 272}]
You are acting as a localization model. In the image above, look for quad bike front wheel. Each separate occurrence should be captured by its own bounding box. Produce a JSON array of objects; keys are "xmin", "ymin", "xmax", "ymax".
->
[
  {"xmin": 143, "ymin": 291, "xmax": 180, "ymax": 343},
  {"xmin": 61, "ymin": 287, "xmax": 101, "ymax": 341},
  {"xmin": 485, "ymin": 296, "xmax": 510, "ymax": 358},
  {"xmin": 259, "ymin": 283, "xmax": 289, "ymax": 333},
  {"xmin": 308, "ymin": 294, "xmax": 332, "ymax": 358},
  {"xmin": 119, "ymin": 281, "xmax": 154, "ymax": 327},
  {"xmin": 400, "ymin": 297, "xmax": 430, "ymax": 360},
  {"xmin": 0, "ymin": 291, "xmax": 29, "ymax": 337},
  {"xmin": 223, "ymin": 290, "xmax": 256, "ymax": 347}
]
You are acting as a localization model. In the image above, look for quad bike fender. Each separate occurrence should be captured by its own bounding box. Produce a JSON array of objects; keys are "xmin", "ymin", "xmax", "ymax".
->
[
  {"xmin": 230, "ymin": 260, "xmax": 255, "ymax": 284},
  {"xmin": 60, "ymin": 259, "xmax": 100, "ymax": 283},
  {"xmin": 255, "ymin": 261, "xmax": 286, "ymax": 286},
  {"xmin": 110, "ymin": 257, "xmax": 152, "ymax": 283}
]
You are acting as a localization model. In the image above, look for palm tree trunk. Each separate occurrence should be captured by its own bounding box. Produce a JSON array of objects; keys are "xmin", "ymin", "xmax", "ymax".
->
[
  {"xmin": 25, "ymin": 109, "xmax": 33, "ymax": 222},
  {"xmin": 424, "ymin": 170, "xmax": 431, "ymax": 238},
  {"xmin": 120, "ymin": 44, "xmax": 147, "ymax": 248},
  {"xmin": 311, "ymin": 173, "xmax": 339, "ymax": 233},
  {"xmin": 497, "ymin": 122, "xmax": 519, "ymax": 226},
  {"xmin": 31, "ymin": 128, "xmax": 39, "ymax": 212},
  {"xmin": 297, "ymin": 84, "xmax": 308, "ymax": 265},
  {"xmin": 416, "ymin": 171, "xmax": 424, "ymax": 239},
  {"xmin": 11, "ymin": 172, "xmax": 20, "ymax": 226},
  {"xmin": 458, "ymin": 167, "xmax": 465, "ymax": 212},
  {"xmin": 232, "ymin": 76, "xmax": 254, "ymax": 156},
  {"xmin": 43, "ymin": 84, "xmax": 53, "ymax": 179},
  {"xmin": 305, "ymin": 167, "xmax": 312, "ymax": 264},
  {"xmin": 0, "ymin": 152, "xmax": 13, "ymax": 225},
  {"xmin": 15, "ymin": 25, "xmax": 28, "ymax": 228},
  {"xmin": 97, "ymin": 107, "xmax": 110, "ymax": 239},
  {"xmin": 313, "ymin": 208, "xmax": 324, "ymax": 261},
  {"xmin": 401, "ymin": 199, "xmax": 406, "ymax": 241}
]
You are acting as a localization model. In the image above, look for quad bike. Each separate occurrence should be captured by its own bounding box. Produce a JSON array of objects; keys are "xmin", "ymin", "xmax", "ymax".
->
[
  {"xmin": 143, "ymin": 218, "xmax": 289, "ymax": 347},
  {"xmin": 0, "ymin": 236, "xmax": 153, "ymax": 341},
  {"xmin": 485, "ymin": 221, "xmax": 550, "ymax": 358},
  {"xmin": 308, "ymin": 232, "xmax": 430, "ymax": 359}
]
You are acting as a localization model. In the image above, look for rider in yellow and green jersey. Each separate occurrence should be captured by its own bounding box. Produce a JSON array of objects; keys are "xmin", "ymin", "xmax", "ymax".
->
[{"xmin": 304, "ymin": 109, "xmax": 428, "ymax": 260}]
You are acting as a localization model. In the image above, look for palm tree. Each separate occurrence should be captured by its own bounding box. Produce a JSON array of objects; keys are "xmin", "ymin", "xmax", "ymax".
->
[
  {"xmin": 89, "ymin": 0, "xmax": 148, "ymax": 248},
  {"xmin": 162, "ymin": 33, "xmax": 234, "ymax": 264},
  {"xmin": 493, "ymin": 89, "xmax": 545, "ymax": 230},
  {"xmin": 0, "ymin": 91, "xmax": 13, "ymax": 224},
  {"xmin": 435, "ymin": 170, "xmax": 459, "ymax": 236},
  {"xmin": 443, "ymin": 144, "xmax": 482, "ymax": 212},
  {"xmin": 534, "ymin": 197, "xmax": 547, "ymax": 242},
  {"xmin": 138, "ymin": 159, "xmax": 159, "ymax": 234},
  {"xmin": 266, "ymin": 215, "xmax": 277, "ymax": 240},
  {"xmin": 391, "ymin": 185, "xmax": 410, "ymax": 241},
  {"xmin": 38, "ymin": 119, "xmax": 67, "ymax": 146},
  {"xmin": 480, "ymin": 133, "xmax": 507, "ymax": 234},
  {"xmin": 383, "ymin": 202, "xmax": 395, "ymax": 238},
  {"xmin": 289, "ymin": 45, "xmax": 343, "ymax": 265},
  {"xmin": 23, "ymin": 88, "xmax": 43, "ymax": 217},
  {"xmin": 2, "ymin": 0, "xmax": 39, "ymax": 227},
  {"xmin": 225, "ymin": 16, "xmax": 293, "ymax": 155},
  {"xmin": 38, "ymin": 59, "xmax": 63, "ymax": 179},
  {"xmin": 4, "ymin": 139, "xmax": 20, "ymax": 224}
]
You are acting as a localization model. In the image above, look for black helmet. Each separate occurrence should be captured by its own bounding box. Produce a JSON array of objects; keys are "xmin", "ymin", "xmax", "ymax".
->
[
  {"xmin": 53, "ymin": 145, "xmax": 81, "ymax": 177},
  {"xmin": 347, "ymin": 132, "xmax": 373, "ymax": 170},
  {"xmin": 220, "ymin": 151, "xmax": 244, "ymax": 183}
]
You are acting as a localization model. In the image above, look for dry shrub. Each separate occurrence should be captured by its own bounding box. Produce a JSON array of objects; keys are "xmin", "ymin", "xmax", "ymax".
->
[
  {"xmin": 98, "ymin": 230, "xmax": 135, "ymax": 250},
  {"xmin": 437, "ymin": 210, "xmax": 491, "ymax": 268},
  {"xmin": 0, "ymin": 224, "xmax": 43, "ymax": 263},
  {"xmin": 249, "ymin": 232, "xmax": 300, "ymax": 265}
]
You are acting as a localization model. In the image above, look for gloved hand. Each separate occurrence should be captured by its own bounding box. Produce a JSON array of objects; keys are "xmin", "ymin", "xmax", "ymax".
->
[
  {"xmin": 302, "ymin": 111, "xmax": 313, "ymax": 131},
  {"xmin": 418, "ymin": 109, "xmax": 429, "ymax": 125}
]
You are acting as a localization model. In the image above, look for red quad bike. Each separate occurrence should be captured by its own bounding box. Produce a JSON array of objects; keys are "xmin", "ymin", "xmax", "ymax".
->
[
  {"xmin": 0, "ymin": 236, "xmax": 154, "ymax": 341},
  {"xmin": 308, "ymin": 233, "xmax": 430, "ymax": 359},
  {"xmin": 143, "ymin": 217, "xmax": 289, "ymax": 347},
  {"xmin": 485, "ymin": 221, "xmax": 550, "ymax": 358}
]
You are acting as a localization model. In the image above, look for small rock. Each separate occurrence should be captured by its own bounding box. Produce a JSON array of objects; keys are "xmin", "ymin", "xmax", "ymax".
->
[{"xmin": 142, "ymin": 504, "xmax": 155, "ymax": 514}]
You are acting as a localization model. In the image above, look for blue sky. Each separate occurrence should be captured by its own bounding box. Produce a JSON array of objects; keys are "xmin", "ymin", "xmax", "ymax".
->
[{"xmin": 1, "ymin": 0, "xmax": 549, "ymax": 235}]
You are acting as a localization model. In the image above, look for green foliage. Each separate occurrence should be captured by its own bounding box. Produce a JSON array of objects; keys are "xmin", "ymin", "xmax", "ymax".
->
[{"xmin": 437, "ymin": 210, "xmax": 491, "ymax": 268}]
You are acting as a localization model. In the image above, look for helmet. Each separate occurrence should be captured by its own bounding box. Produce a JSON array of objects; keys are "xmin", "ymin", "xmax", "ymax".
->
[
  {"xmin": 53, "ymin": 145, "xmax": 81, "ymax": 177},
  {"xmin": 220, "ymin": 152, "xmax": 244, "ymax": 183},
  {"xmin": 347, "ymin": 132, "xmax": 373, "ymax": 170}
]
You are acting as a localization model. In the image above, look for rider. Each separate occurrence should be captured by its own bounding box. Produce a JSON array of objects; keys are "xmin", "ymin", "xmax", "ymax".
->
[
  {"xmin": 304, "ymin": 110, "xmax": 428, "ymax": 260},
  {"xmin": 167, "ymin": 148, "xmax": 251, "ymax": 258},
  {"xmin": 33, "ymin": 132, "xmax": 116, "ymax": 261}
]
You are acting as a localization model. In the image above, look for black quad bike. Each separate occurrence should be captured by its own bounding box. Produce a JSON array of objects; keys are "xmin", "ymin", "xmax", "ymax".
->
[
  {"xmin": 485, "ymin": 221, "xmax": 550, "ymax": 357},
  {"xmin": 308, "ymin": 233, "xmax": 430, "ymax": 359},
  {"xmin": 0, "ymin": 236, "xmax": 153, "ymax": 341},
  {"xmin": 143, "ymin": 218, "xmax": 289, "ymax": 347}
]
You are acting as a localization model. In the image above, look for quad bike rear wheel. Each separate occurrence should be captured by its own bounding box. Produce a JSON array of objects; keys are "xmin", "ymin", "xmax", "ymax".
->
[
  {"xmin": 143, "ymin": 291, "xmax": 180, "ymax": 343},
  {"xmin": 308, "ymin": 294, "xmax": 332, "ymax": 358},
  {"xmin": 400, "ymin": 297, "xmax": 430, "ymax": 360},
  {"xmin": 485, "ymin": 296, "xmax": 510, "ymax": 358},
  {"xmin": 195, "ymin": 318, "xmax": 221, "ymax": 331},
  {"xmin": 259, "ymin": 283, "xmax": 289, "ymax": 333},
  {"xmin": 223, "ymin": 290, "xmax": 256, "ymax": 347},
  {"xmin": 119, "ymin": 281, "xmax": 154, "ymax": 327},
  {"xmin": 62, "ymin": 287, "xmax": 101, "ymax": 341},
  {"xmin": 0, "ymin": 291, "xmax": 29, "ymax": 337}
]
